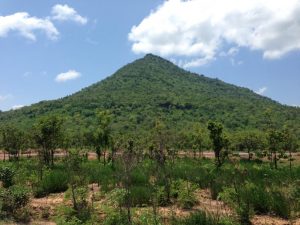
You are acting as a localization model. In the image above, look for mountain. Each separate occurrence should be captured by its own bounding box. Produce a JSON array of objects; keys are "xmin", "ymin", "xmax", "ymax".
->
[{"xmin": 0, "ymin": 54, "xmax": 299, "ymax": 135}]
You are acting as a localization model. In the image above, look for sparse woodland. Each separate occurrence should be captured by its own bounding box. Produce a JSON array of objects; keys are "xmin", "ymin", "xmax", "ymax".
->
[{"xmin": 0, "ymin": 109, "xmax": 299, "ymax": 225}]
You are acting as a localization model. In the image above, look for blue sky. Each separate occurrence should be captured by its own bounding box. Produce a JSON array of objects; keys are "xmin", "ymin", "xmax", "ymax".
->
[{"xmin": 0, "ymin": 0, "xmax": 299, "ymax": 111}]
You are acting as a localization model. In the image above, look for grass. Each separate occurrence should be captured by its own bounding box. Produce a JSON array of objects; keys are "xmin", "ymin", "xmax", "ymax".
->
[{"xmin": 0, "ymin": 154, "xmax": 300, "ymax": 224}]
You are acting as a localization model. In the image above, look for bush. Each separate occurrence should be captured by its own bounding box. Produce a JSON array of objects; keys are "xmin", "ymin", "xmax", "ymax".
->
[
  {"xmin": 130, "ymin": 185, "xmax": 152, "ymax": 206},
  {"xmin": 174, "ymin": 210, "xmax": 222, "ymax": 225},
  {"xmin": 135, "ymin": 209, "xmax": 162, "ymax": 225},
  {"xmin": 249, "ymin": 185, "xmax": 270, "ymax": 214},
  {"xmin": 270, "ymin": 190, "xmax": 290, "ymax": 219},
  {"xmin": 33, "ymin": 170, "xmax": 68, "ymax": 197},
  {"xmin": 157, "ymin": 186, "xmax": 170, "ymax": 206},
  {"xmin": 0, "ymin": 166, "xmax": 14, "ymax": 188},
  {"xmin": 104, "ymin": 188, "xmax": 130, "ymax": 225},
  {"xmin": 219, "ymin": 183, "xmax": 255, "ymax": 225},
  {"xmin": 172, "ymin": 179, "xmax": 197, "ymax": 209},
  {"xmin": 103, "ymin": 210, "xmax": 130, "ymax": 225},
  {"xmin": 13, "ymin": 207, "xmax": 31, "ymax": 223},
  {"xmin": 2, "ymin": 185, "xmax": 30, "ymax": 212},
  {"xmin": 0, "ymin": 185, "xmax": 30, "ymax": 221}
]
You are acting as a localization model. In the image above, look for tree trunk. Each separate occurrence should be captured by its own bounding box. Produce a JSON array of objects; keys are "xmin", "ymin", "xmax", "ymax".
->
[
  {"xmin": 274, "ymin": 151, "xmax": 278, "ymax": 169},
  {"xmin": 215, "ymin": 150, "xmax": 222, "ymax": 168},
  {"xmin": 289, "ymin": 151, "xmax": 292, "ymax": 172},
  {"xmin": 96, "ymin": 148, "xmax": 101, "ymax": 161},
  {"xmin": 71, "ymin": 184, "xmax": 78, "ymax": 211},
  {"xmin": 51, "ymin": 149, "xmax": 54, "ymax": 166},
  {"xmin": 103, "ymin": 150, "xmax": 106, "ymax": 165}
]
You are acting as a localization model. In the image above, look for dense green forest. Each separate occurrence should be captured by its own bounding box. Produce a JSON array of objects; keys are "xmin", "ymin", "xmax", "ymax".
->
[{"xmin": 0, "ymin": 54, "xmax": 299, "ymax": 138}]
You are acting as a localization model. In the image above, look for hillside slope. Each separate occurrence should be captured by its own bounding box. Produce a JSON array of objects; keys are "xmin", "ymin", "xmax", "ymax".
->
[{"xmin": 0, "ymin": 54, "xmax": 299, "ymax": 134}]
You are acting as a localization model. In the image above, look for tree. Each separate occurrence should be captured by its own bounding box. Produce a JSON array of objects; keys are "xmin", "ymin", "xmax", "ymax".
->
[
  {"xmin": 207, "ymin": 121, "xmax": 228, "ymax": 168},
  {"xmin": 191, "ymin": 124, "xmax": 206, "ymax": 159},
  {"xmin": 119, "ymin": 139, "xmax": 138, "ymax": 224},
  {"xmin": 235, "ymin": 131, "xmax": 266, "ymax": 161},
  {"xmin": 151, "ymin": 119, "xmax": 173, "ymax": 205},
  {"xmin": 0, "ymin": 125, "xmax": 26, "ymax": 160},
  {"xmin": 268, "ymin": 130, "xmax": 283, "ymax": 169},
  {"xmin": 263, "ymin": 108, "xmax": 283, "ymax": 169},
  {"xmin": 281, "ymin": 126, "xmax": 298, "ymax": 172},
  {"xmin": 33, "ymin": 115, "xmax": 64, "ymax": 167},
  {"xmin": 92, "ymin": 110, "xmax": 112, "ymax": 164},
  {"xmin": 65, "ymin": 149, "xmax": 91, "ymax": 221}
]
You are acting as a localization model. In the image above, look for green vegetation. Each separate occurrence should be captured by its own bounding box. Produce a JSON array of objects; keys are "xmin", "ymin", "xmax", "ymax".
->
[
  {"xmin": 0, "ymin": 54, "xmax": 299, "ymax": 138},
  {"xmin": 0, "ymin": 152, "xmax": 299, "ymax": 224},
  {"xmin": 0, "ymin": 54, "xmax": 299, "ymax": 224}
]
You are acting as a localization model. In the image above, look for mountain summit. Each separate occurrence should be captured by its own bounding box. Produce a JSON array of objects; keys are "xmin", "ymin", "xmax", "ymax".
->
[{"xmin": 1, "ymin": 54, "xmax": 299, "ymax": 134}]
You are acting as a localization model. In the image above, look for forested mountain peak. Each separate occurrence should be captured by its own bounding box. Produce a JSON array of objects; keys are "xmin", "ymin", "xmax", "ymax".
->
[{"xmin": 0, "ymin": 54, "xmax": 299, "ymax": 135}]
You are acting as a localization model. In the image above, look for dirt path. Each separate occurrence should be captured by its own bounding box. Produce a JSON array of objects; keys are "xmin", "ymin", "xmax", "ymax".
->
[{"xmin": 2, "ymin": 150, "xmax": 297, "ymax": 161}]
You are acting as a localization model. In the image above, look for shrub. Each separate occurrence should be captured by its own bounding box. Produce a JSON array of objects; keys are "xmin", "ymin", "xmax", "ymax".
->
[
  {"xmin": 135, "ymin": 209, "xmax": 162, "ymax": 225},
  {"xmin": 13, "ymin": 207, "xmax": 31, "ymax": 223},
  {"xmin": 106, "ymin": 188, "xmax": 127, "ymax": 208},
  {"xmin": 219, "ymin": 183, "xmax": 255, "ymax": 225},
  {"xmin": 0, "ymin": 185, "xmax": 30, "ymax": 221},
  {"xmin": 104, "ymin": 188, "xmax": 130, "ymax": 225},
  {"xmin": 174, "ymin": 210, "xmax": 221, "ymax": 225},
  {"xmin": 2, "ymin": 185, "xmax": 30, "ymax": 211},
  {"xmin": 0, "ymin": 166, "xmax": 14, "ymax": 188},
  {"xmin": 103, "ymin": 210, "xmax": 130, "ymax": 225},
  {"xmin": 33, "ymin": 170, "xmax": 68, "ymax": 197},
  {"xmin": 157, "ymin": 186, "xmax": 170, "ymax": 206},
  {"xmin": 172, "ymin": 179, "xmax": 197, "ymax": 209},
  {"xmin": 130, "ymin": 185, "xmax": 152, "ymax": 206},
  {"xmin": 270, "ymin": 190, "xmax": 290, "ymax": 219}
]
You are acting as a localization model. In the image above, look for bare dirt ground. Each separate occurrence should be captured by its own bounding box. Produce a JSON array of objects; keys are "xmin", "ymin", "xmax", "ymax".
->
[{"xmin": 1, "ymin": 149, "xmax": 299, "ymax": 162}]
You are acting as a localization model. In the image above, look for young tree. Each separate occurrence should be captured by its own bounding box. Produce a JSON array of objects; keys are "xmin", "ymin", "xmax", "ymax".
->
[
  {"xmin": 207, "ymin": 121, "xmax": 228, "ymax": 168},
  {"xmin": 281, "ymin": 126, "xmax": 298, "ymax": 172},
  {"xmin": 119, "ymin": 139, "xmax": 138, "ymax": 224},
  {"xmin": 191, "ymin": 124, "xmax": 206, "ymax": 159},
  {"xmin": 151, "ymin": 119, "xmax": 173, "ymax": 205},
  {"xmin": 268, "ymin": 130, "xmax": 283, "ymax": 169},
  {"xmin": 0, "ymin": 125, "xmax": 26, "ymax": 160},
  {"xmin": 33, "ymin": 115, "xmax": 64, "ymax": 166},
  {"xmin": 235, "ymin": 131, "xmax": 266, "ymax": 161},
  {"xmin": 65, "ymin": 149, "xmax": 90, "ymax": 220},
  {"xmin": 92, "ymin": 110, "xmax": 112, "ymax": 164}
]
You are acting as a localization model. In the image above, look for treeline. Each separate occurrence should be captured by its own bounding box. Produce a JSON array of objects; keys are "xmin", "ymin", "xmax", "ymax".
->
[{"xmin": 0, "ymin": 109, "xmax": 298, "ymax": 169}]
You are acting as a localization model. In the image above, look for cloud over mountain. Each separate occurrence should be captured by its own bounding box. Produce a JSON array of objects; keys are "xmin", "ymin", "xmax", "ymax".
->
[
  {"xmin": 129, "ymin": 0, "xmax": 300, "ymax": 67},
  {"xmin": 55, "ymin": 70, "xmax": 81, "ymax": 83}
]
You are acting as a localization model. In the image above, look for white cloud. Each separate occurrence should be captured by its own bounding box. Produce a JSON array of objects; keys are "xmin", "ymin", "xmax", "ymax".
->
[
  {"xmin": 0, "ymin": 94, "xmax": 13, "ymax": 102},
  {"xmin": 12, "ymin": 105, "xmax": 24, "ymax": 110},
  {"xmin": 0, "ymin": 12, "xmax": 59, "ymax": 41},
  {"xmin": 23, "ymin": 72, "xmax": 31, "ymax": 77},
  {"xmin": 51, "ymin": 4, "xmax": 87, "ymax": 25},
  {"xmin": 55, "ymin": 70, "xmax": 81, "ymax": 82},
  {"xmin": 255, "ymin": 87, "xmax": 268, "ymax": 95},
  {"xmin": 129, "ymin": 0, "xmax": 300, "ymax": 67}
]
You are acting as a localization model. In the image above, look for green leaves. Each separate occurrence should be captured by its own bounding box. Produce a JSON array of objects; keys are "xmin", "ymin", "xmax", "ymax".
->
[{"xmin": 1, "ymin": 54, "xmax": 299, "ymax": 140}]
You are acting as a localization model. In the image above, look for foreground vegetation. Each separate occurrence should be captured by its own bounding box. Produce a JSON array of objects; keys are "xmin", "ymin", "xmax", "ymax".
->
[
  {"xmin": 0, "ymin": 153, "xmax": 300, "ymax": 224},
  {"xmin": 0, "ymin": 107, "xmax": 299, "ymax": 225}
]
